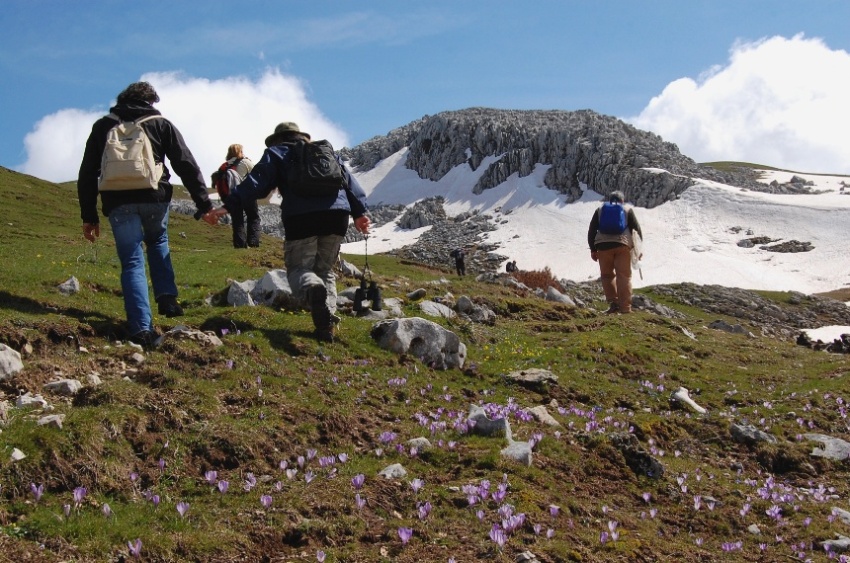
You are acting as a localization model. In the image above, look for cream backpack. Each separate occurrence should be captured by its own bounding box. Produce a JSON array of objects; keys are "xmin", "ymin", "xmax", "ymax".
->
[{"xmin": 98, "ymin": 114, "xmax": 163, "ymax": 191}]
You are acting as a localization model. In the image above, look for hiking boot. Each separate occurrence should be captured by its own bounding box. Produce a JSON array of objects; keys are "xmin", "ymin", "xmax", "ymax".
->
[
  {"xmin": 314, "ymin": 325, "xmax": 336, "ymax": 343},
  {"xmin": 129, "ymin": 330, "xmax": 159, "ymax": 350},
  {"xmin": 157, "ymin": 295, "xmax": 184, "ymax": 318},
  {"xmin": 605, "ymin": 302, "xmax": 619, "ymax": 314},
  {"xmin": 307, "ymin": 285, "xmax": 332, "ymax": 332}
]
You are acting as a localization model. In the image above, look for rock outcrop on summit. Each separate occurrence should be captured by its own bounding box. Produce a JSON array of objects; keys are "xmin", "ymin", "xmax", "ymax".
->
[{"xmin": 341, "ymin": 108, "xmax": 764, "ymax": 208}]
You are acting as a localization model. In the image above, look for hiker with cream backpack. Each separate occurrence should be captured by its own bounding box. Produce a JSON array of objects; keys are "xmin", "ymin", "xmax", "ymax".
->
[{"xmin": 77, "ymin": 81, "xmax": 215, "ymax": 348}]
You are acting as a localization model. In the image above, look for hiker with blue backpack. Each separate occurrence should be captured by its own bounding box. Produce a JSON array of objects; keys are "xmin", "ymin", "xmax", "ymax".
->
[
  {"xmin": 204, "ymin": 122, "xmax": 370, "ymax": 343},
  {"xmin": 587, "ymin": 191, "xmax": 643, "ymax": 314},
  {"xmin": 77, "ymin": 81, "xmax": 215, "ymax": 348}
]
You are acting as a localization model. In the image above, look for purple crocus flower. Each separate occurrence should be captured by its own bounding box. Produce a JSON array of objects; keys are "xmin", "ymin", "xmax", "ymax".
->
[
  {"xmin": 410, "ymin": 478, "xmax": 425, "ymax": 493},
  {"xmin": 355, "ymin": 493, "xmax": 366, "ymax": 510},
  {"xmin": 417, "ymin": 501, "xmax": 432, "ymax": 520},
  {"xmin": 128, "ymin": 538, "xmax": 142, "ymax": 558},
  {"xmin": 489, "ymin": 524, "xmax": 507, "ymax": 548},
  {"xmin": 102, "ymin": 503, "xmax": 112, "ymax": 517},
  {"xmin": 158, "ymin": 458, "xmax": 165, "ymax": 472},
  {"xmin": 398, "ymin": 526, "xmax": 414, "ymax": 545},
  {"xmin": 305, "ymin": 470, "xmax": 315, "ymax": 484},
  {"xmin": 30, "ymin": 483, "xmax": 44, "ymax": 502},
  {"xmin": 549, "ymin": 504, "xmax": 560, "ymax": 517},
  {"xmin": 351, "ymin": 474, "xmax": 365, "ymax": 490},
  {"xmin": 205, "ymin": 470, "xmax": 218, "ymax": 484},
  {"xmin": 218, "ymin": 480, "xmax": 229, "ymax": 494},
  {"xmin": 260, "ymin": 495, "xmax": 273, "ymax": 508},
  {"xmin": 176, "ymin": 501, "xmax": 189, "ymax": 518},
  {"xmin": 316, "ymin": 550, "xmax": 326, "ymax": 562},
  {"xmin": 73, "ymin": 486, "xmax": 87, "ymax": 507},
  {"xmin": 151, "ymin": 494, "xmax": 160, "ymax": 507},
  {"xmin": 63, "ymin": 504, "xmax": 71, "ymax": 517},
  {"xmin": 337, "ymin": 453, "xmax": 348, "ymax": 463}
]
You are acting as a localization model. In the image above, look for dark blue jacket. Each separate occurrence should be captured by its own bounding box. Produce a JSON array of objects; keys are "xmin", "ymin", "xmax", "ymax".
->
[{"xmin": 225, "ymin": 143, "xmax": 368, "ymax": 220}]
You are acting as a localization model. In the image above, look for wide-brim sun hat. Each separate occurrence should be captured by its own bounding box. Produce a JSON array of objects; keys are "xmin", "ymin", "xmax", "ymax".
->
[{"xmin": 265, "ymin": 122, "xmax": 311, "ymax": 147}]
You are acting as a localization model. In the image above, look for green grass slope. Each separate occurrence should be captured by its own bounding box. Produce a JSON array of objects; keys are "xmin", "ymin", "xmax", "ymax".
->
[{"xmin": 0, "ymin": 167, "xmax": 848, "ymax": 562}]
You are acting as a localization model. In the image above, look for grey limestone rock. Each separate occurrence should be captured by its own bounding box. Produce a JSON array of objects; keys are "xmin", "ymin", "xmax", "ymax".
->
[
  {"xmin": 467, "ymin": 404, "xmax": 512, "ymax": 439},
  {"xmin": 57, "ymin": 276, "xmax": 80, "ymax": 295},
  {"xmin": 803, "ymin": 434, "xmax": 850, "ymax": 461},
  {"xmin": 378, "ymin": 463, "xmax": 407, "ymax": 479},
  {"xmin": 371, "ymin": 317, "xmax": 466, "ymax": 370},
  {"xmin": 504, "ymin": 368, "xmax": 559, "ymax": 391},
  {"xmin": 0, "ymin": 344, "xmax": 24, "ymax": 381},
  {"xmin": 43, "ymin": 379, "xmax": 83, "ymax": 396},
  {"xmin": 730, "ymin": 423, "xmax": 778, "ymax": 445}
]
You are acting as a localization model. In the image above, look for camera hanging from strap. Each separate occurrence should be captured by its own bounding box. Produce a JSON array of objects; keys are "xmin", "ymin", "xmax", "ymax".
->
[{"xmin": 353, "ymin": 234, "xmax": 381, "ymax": 312}]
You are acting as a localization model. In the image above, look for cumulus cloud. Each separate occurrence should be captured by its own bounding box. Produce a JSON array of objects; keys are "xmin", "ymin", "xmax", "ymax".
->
[
  {"xmin": 628, "ymin": 34, "xmax": 850, "ymax": 174},
  {"xmin": 20, "ymin": 68, "xmax": 349, "ymax": 183}
]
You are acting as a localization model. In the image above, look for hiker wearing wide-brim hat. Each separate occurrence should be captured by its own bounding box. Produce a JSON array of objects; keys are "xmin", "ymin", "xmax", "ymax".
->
[
  {"xmin": 264, "ymin": 122, "xmax": 311, "ymax": 147},
  {"xmin": 204, "ymin": 119, "xmax": 371, "ymax": 343}
]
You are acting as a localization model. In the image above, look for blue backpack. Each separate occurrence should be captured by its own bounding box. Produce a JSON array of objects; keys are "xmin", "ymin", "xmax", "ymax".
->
[{"xmin": 598, "ymin": 202, "xmax": 627, "ymax": 234}]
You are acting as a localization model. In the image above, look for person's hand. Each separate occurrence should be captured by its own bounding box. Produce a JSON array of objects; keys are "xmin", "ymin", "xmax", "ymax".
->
[
  {"xmin": 590, "ymin": 250, "xmax": 598, "ymax": 262},
  {"xmin": 354, "ymin": 215, "xmax": 371, "ymax": 234},
  {"xmin": 202, "ymin": 208, "xmax": 228, "ymax": 226},
  {"xmin": 82, "ymin": 223, "xmax": 100, "ymax": 242}
]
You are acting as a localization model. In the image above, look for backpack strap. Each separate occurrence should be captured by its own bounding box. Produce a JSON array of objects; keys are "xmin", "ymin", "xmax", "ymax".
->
[
  {"xmin": 134, "ymin": 115, "xmax": 162, "ymax": 125},
  {"xmin": 105, "ymin": 113, "xmax": 161, "ymax": 125}
]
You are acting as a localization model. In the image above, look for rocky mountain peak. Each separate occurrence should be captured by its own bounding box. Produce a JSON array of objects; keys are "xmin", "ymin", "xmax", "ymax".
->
[{"xmin": 342, "ymin": 108, "xmax": 764, "ymax": 208}]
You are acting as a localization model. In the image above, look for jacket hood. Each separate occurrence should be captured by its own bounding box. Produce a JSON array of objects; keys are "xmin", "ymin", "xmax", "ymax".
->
[{"xmin": 108, "ymin": 102, "xmax": 161, "ymax": 122}]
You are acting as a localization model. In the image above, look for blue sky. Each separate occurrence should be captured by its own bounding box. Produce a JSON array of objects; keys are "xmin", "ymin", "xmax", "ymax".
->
[{"xmin": 3, "ymin": 0, "xmax": 850, "ymax": 182}]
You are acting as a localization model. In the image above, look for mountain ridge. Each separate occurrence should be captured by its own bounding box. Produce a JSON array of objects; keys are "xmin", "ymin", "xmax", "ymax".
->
[{"xmin": 341, "ymin": 107, "xmax": 767, "ymax": 208}]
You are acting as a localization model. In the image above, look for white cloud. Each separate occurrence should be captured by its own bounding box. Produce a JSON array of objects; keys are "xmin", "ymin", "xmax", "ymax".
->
[
  {"xmin": 628, "ymin": 34, "xmax": 850, "ymax": 174},
  {"xmin": 20, "ymin": 68, "xmax": 349, "ymax": 183}
]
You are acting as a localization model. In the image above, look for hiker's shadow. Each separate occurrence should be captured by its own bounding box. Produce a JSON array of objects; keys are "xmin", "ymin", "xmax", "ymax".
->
[{"xmin": 0, "ymin": 290, "xmax": 118, "ymax": 332}]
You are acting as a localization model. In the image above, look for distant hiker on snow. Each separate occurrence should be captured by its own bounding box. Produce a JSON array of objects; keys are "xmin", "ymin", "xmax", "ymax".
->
[
  {"xmin": 77, "ymin": 81, "xmax": 215, "ymax": 348},
  {"xmin": 211, "ymin": 144, "xmax": 259, "ymax": 248},
  {"xmin": 450, "ymin": 247, "xmax": 466, "ymax": 276},
  {"xmin": 588, "ymin": 191, "xmax": 643, "ymax": 314},
  {"xmin": 505, "ymin": 260, "xmax": 517, "ymax": 273},
  {"xmin": 205, "ymin": 122, "xmax": 370, "ymax": 343}
]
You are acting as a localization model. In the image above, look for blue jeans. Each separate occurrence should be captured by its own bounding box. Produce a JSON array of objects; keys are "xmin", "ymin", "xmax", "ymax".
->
[{"xmin": 108, "ymin": 202, "xmax": 178, "ymax": 335}]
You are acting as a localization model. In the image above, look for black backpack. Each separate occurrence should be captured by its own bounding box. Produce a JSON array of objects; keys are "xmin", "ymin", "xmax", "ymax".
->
[{"xmin": 283, "ymin": 140, "xmax": 346, "ymax": 197}]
